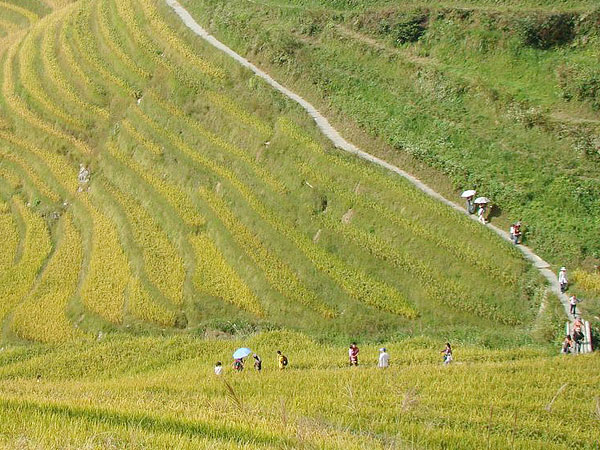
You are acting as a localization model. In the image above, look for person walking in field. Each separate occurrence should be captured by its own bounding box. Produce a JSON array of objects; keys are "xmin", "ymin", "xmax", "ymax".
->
[
  {"xmin": 214, "ymin": 361, "xmax": 223, "ymax": 375},
  {"xmin": 378, "ymin": 348, "xmax": 389, "ymax": 369},
  {"xmin": 277, "ymin": 350, "xmax": 288, "ymax": 370},
  {"xmin": 253, "ymin": 354, "xmax": 262, "ymax": 372},
  {"xmin": 559, "ymin": 267, "xmax": 568, "ymax": 293},
  {"xmin": 441, "ymin": 343, "xmax": 453, "ymax": 365},
  {"xmin": 233, "ymin": 358, "xmax": 244, "ymax": 372},
  {"xmin": 349, "ymin": 343, "xmax": 359, "ymax": 366},
  {"xmin": 569, "ymin": 294, "xmax": 579, "ymax": 316}
]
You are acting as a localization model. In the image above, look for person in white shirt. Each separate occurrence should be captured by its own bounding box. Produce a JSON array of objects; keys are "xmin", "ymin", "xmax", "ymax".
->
[
  {"xmin": 214, "ymin": 361, "xmax": 223, "ymax": 375},
  {"xmin": 569, "ymin": 295, "xmax": 579, "ymax": 316},
  {"xmin": 558, "ymin": 267, "xmax": 568, "ymax": 293},
  {"xmin": 378, "ymin": 348, "xmax": 389, "ymax": 368}
]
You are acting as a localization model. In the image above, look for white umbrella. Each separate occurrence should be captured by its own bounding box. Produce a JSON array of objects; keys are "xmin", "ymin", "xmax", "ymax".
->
[
  {"xmin": 461, "ymin": 190, "xmax": 476, "ymax": 198},
  {"xmin": 474, "ymin": 197, "xmax": 491, "ymax": 204}
]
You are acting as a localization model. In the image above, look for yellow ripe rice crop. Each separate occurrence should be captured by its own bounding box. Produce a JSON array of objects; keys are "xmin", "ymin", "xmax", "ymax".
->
[
  {"xmin": 109, "ymin": 185, "xmax": 185, "ymax": 306},
  {"xmin": 0, "ymin": 200, "xmax": 18, "ymax": 271},
  {"xmin": 0, "ymin": 148, "xmax": 61, "ymax": 203},
  {"xmin": 10, "ymin": 213, "xmax": 84, "ymax": 344},
  {"xmin": 145, "ymin": 92, "xmax": 285, "ymax": 194},
  {"xmin": 572, "ymin": 268, "xmax": 600, "ymax": 296},
  {"xmin": 191, "ymin": 232, "xmax": 264, "ymax": 316},
  {"xmin": 96, "ymin": 0, "xmax": 151, "ymax": 81},
  {"xmin": 41, "ymin": 8, "xmax": 109, "ymax": 121},
  {"xmin": 0, "ymin": 198, "xmax": 51, "ymax": 322},
  {"xmin": 2, "ymin": 37, "xmax": 92, "ymax": 156},
  {"xmin": 136, "ymin": 0, "xmax": 225, "ymax": 79},
  {"xmin": 127, "ymin": 278, "xmax": 176, "ymax": 328},
  {"xmin": 198, "ymin": 186, "xmax": 335, "ymax": 318},
  {"xmin": 108, "ymin": 138, "xmax": 204, "ymax": 229},
  {"xmin": 206, "ymin": 90, "xmax": 273, "ymax": 138},
  {"xmin": 18, "ymin": 13, "xmax": 88, "ymax": 130},
  {"xmin": 0, "ymin": 2, "xmax": 39, "ymax": 25},
  {"xmin": 80, "ymin": 198, "xmax": 130, "ymax": 324},
  {"xmin": 0, "ymin": 131, "xmax": 79, "ymax": 195}
]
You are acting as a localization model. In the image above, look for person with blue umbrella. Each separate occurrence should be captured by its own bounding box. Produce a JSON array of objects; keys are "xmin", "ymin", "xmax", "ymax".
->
[{"xmin": 232, "ymin": 347, "xmax": 252, "ymax": 372}]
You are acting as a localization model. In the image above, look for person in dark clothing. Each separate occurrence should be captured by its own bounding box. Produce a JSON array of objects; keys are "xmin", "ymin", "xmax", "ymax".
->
[
  {"xmin": 573, "ymin": 329, "xmax": 585, "ymax": 354},
  {"xmin": 253, "ymin": 354, "xmax": 262, "ymax": 371}
]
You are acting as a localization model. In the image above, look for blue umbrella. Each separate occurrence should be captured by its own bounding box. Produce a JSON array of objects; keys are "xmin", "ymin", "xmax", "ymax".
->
[{"xmin": 233, "ymin": 347, "xmax": 252, "ymax": 359}]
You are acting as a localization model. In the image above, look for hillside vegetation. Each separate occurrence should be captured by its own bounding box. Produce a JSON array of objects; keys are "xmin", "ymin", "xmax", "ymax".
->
[
  {"xmin": 0, "ymin": 0, "xmax": 549, "ymax": 346},
  {"xmin": 181, "ymin": 0, "xmax": 600, "ymax": 267}
]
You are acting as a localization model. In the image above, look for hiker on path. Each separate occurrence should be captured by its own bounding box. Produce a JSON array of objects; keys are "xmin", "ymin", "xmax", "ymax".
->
[
  {"xmin": 477, "ymin": 205, "xmax": 487, "ymax": 224},
  {"xmin": 512, "ymin": 220, "xmax": 522, "ymax": 244},
  {"xmin": 573, "ymin": 328, "xmax": 585, "ymax": 354},
  {"xmin": 349, "ymin": 343, "xmax": 359, "ymax": 366},
  {"xmin": 461, "ymin": 190, "xmax": 476, "ymax": 214},
  {"xmin": 561, "ymin": 336, "xmax": 573, "ymax": 354},
  {"xmin": 569, "ymin": 294, "xmax": 579, "ymax": 316},
  {"xmin": 233, "ymin": 358, "xmax": 244, "ymax": 372},
  {"xmin": 466, "ymin": 195, "xmax": 475, "ymax": 214},
  {"xmin": 214, "ymin": 361, "xmax": 223, "ymax": 375},
  {"xmin": 253, "ymin": 354, "xmax": 262, "ymax": 372},
  {"xmin": 559, "ymin": 267, "xmax": 568, "ymax": 293},
  {"xmin": 277, "ymin": 350, "xmax": 288, "ymax": 370},
  {"xmin": 378, "ymin": 348, "xmax": 389, "ymax": 369},
  {"xmin": 441, "ymin": 343, "xmax": 453, "ymax": 365}
]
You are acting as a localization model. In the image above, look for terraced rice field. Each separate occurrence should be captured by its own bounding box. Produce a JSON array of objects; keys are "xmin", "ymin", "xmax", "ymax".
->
[
  {"xmin": 0, "ymin": 1, "xmax": 597, "ymax": 447},
  {"xmin": 0, "ymin": 333, "xmax": 597, "ymax": 448},
  {"xmin": 0, "ymin": 0, "xmax": 549, "ymax": 345}
]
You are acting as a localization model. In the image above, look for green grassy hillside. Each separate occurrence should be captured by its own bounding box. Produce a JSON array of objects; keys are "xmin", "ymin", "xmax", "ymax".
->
[
  {"xmin": 180, "ymin": 0, "xmax": 600, "ymax": 267},
  {"xmin": 0, "ymin": 0, "xmax": 550, "ymax": 346}
]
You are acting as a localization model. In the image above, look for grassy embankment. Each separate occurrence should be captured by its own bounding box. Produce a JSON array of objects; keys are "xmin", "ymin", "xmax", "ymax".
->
[{"xmin": 180, "ymin": 0, "xmax": 600, "ymax": 326}]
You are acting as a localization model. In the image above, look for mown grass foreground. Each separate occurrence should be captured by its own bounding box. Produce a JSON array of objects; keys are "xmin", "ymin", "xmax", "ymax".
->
[{"xmin": 0, "ymin": 332, "xmax": 598, "ymax": 448}]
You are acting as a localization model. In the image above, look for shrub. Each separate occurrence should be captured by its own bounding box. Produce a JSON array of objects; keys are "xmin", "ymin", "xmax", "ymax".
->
[
  {"xmin": 518, "ymin": 13, "xmax": 575, "ymax": 49},
  {"xmin": 557, "ymin": 65, "xmax": 600, "ymax": 111},
  {"xmin": 394, "ymin": 16, "xmax": 428, "ymax": 45}
]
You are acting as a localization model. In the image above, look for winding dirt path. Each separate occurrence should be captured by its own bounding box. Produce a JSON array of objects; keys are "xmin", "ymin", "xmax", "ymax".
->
[{"xmin": 165, "ymin": 0, "xmax": 573, "ymax": 320}]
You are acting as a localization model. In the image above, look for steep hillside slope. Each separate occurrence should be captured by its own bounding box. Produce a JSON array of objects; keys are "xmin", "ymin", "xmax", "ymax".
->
[
  {"xmin": 0, "ymin": 0, "xmax": 546, "ymax": 345},
  {"xmin": 180, "ymin": 0, "xmax": 600, "ymax": 266}
]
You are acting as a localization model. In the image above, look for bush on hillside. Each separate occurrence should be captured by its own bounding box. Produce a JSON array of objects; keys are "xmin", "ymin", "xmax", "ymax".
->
[
  {"xmin": 394, "ymin": 16, "xmax": 428, "ymax": 45},
  {"xmin": 517, "ymin": 13, "xmax": 576, "ymax": 49},
  {"xmin": 361, "ymin": 10, "xmax": 428, "ymax": 45},
  {"xmin": 557, "ymin": 65, "xmax": 600, "ymax": 111}
]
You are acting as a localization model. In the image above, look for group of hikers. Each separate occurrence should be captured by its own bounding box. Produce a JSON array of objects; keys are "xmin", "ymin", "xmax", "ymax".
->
[
  {"xmin": 214, "ymin": 343, "xmax": 454, "ymax": 374},
  {"xmin": 463, "ymin": 192, "xmax": 490, "ymax": 224},
  {"xmin": 463, "ymin": 191, "xmax": 524, "ymax": 244},
  {"xmin": 216, "ymin": 350, "xmax": 288, "ymax": 374},
  {"xmin": 556, "ymin": 266, "xmax": 587, "ymax": 355},
  {"xmin": 464, "ymin": 190, "xmax": 590, "ymax": 354}
]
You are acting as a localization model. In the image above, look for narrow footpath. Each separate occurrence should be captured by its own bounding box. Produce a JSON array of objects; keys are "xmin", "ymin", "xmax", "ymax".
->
[{"xmin": 166, "ymin": 0, "xmax": 573, "ymax": 320}]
